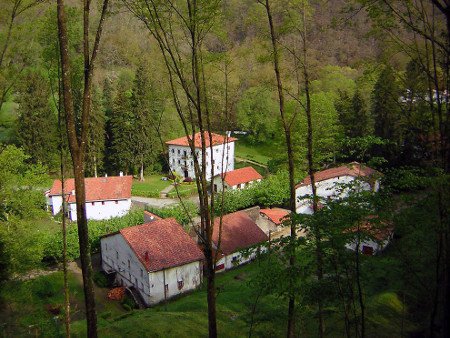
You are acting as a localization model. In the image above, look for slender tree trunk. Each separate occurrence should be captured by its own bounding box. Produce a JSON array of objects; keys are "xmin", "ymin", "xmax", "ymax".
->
[
  {"xmin": 93, "ymin": 155, "xmax": 97, "ymax": 178},
  {"xmin": 58, "ymin": 77, "xmax": 71, "ymax": 338},
  {"xmin": 140, "ymin": 157, "xmax": 144, "ymax": 181},
  {"xmin": 56, "ymin": 0, "xmax": 108, "ymax": 336},
  {"xmin": 263, "ymin": 1, "xmax": 297, "ymax": 336}
]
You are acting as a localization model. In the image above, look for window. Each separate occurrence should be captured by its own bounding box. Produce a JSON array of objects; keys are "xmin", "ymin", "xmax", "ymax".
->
[
  {"xmin": 91, "ymin": 202, "xmax": 95, "ymax": 206},
  {"xmin": 177, "ymin": 280, "xmax": 184, "ymax": 290},
  {"xmin": 128, "ymin": 260, "xmax": 131, "ymax": 269},
  {"xmin": 115, "ymin": 200, "xmax": 118, "ymax": 204},
  {"xmin": 362, "ymin": 245, "xmax": 374, "ymax": 255},
  {"xmin": 105, "ymin": 243, "xmax": 108, "ymax": 251},
  {"xmin": 237, "ymin": 184, "xmax": 242, "ymax": 189},
  {"xmin": 215, "ymin": 148, "xmax": 219, "ymax": 153},
  {"xmin": 178, "ymin": 160, "xmax": 180, "ymax": 164},
  {"xmin": 102, "ymin": 201, "xmax": 105, "ymax": 205},
  {"xmin": 116, "ymin": 251, "xmax": 119, "ymax": 259},
  {"xmin": 177, "ymin": 149, "xmax": 180, "ymax": 155},
  {"xmin": 171, "ymin": 149, "xmax": 174, "ymax": 153}
]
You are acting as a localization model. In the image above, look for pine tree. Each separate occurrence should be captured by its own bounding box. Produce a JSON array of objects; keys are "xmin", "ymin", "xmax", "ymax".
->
[
  {"xmin": 108, "ymin": 76, "xmax": 134, "ymax": 174},
  {"xmin": 86, "ymin": 87, "xmax": 105, "ymax": 177},
  {"xmin": 372, "ymin": 65, "xmax": 402, "ymax": 163},
  {"xmin": 372, "ymin": 66, "xmax": 402, "ymax": 142},
  {"xmin": 16, "ymin": 71, "xmax": 58, "ymax": 168},
  {"xmin": 131, "ymin": 64, "xmax": 163, "ymax": 181},
  {"xmin": 103, "ymin": 78, "xmax": 114, "ymax": 174},
  {"xmin": 351, "ymin": 90, "xmax": 371, "ymax": 138}
]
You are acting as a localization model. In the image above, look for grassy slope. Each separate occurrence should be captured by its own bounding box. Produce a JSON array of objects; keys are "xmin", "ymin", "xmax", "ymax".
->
[
  {"xmin": 131, "ymin": 175, "xmax": 172, "ymax": 198},
  {"xmin": 234, "ymin": 142, "xmax": 272, "ymax": 165}
]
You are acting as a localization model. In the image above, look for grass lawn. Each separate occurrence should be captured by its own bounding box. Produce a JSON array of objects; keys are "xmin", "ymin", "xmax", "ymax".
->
[
  {"xmin": 0, "ymin": 272, "xmax": 86, "ymax": 337},
  {"xmin": 167, "ymin": 183, "xmax": 198, "ymax": 198},
  {"xmin": 234, "ymin": 142, "xmax": 272, "ymax": 165},
  {"xmin": 131, "ymin": 175, "xmax": 172, "ymax": 198}
]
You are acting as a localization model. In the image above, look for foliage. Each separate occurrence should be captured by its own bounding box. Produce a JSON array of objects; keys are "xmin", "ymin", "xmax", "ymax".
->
[
  {"xmin": 146, "ymin": 201, "xmax": 198, "ymax": 226},
  {"xmin": 215, "ymin": 170, "xmax": 290, "ymax": 214},
  {"xmin": 15, "ymin": 71, "xmax": 58, "ymax": 170},
  {"xmin": 44, "ymin": 209, "xmax": 144, "ymax": 262}
]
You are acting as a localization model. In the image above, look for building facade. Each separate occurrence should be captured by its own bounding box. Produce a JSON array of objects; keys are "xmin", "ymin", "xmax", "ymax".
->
[
  {"xmin": 101, "ymin": 218, "xmax": 204, "ymax": 306},
  {"xmin": 166, "ymin": 132, "xmax": 237, "ymax": 181}
]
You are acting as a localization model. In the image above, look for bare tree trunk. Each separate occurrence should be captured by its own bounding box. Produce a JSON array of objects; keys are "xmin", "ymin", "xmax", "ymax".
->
[
  {"xmin": 140, "ymin": 157, "xmax": 144, "ymax": 181},
  {"xmin": 58, "ymin": 69, "xmax": 71, "ymax": 338},
  {"xmin": 262, "ymin": 1, "xmax": 297, "ymax": 336},
  {"xmin": 56, "ymin": 0, "xmax": 109, "ymax": 336}
]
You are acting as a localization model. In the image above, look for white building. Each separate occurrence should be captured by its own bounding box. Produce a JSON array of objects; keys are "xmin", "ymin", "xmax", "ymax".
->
[
  {"xmin": 345, "ymin": 217, "xmax": 394, "ymax": 255},
  {"xmin": 101, "ymin": 218, "xmax": 204, "ymax": 306},
  {"xmin": 166, "ymin": 132, "xmax": 237, "ymax": 181},
  {"xmin": 212, "ymin": 211, "xmax": 268, "ymax": 272},
  {"xmin": 47, "ymin": 175, "xmax": 133, "ymax": 221},
  {"xmin": 212, "ymin": 166, "xmax": 262, "ymax": 192},
  {"xmin": 295, "ymin": 162, "xmax": 380, "ymax": 214}
]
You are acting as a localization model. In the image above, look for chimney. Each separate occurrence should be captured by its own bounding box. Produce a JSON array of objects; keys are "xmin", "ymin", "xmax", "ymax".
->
[
  {"xmin": 105, "ymin": 174, "xmax": 108, "ymax": 178},
  {"xmin": 119, "ymin": 171, "xmax": 123, "ymax": 177},
  {"xmin": 71, "ymin": 189, "xmax": 75, "ymax": 195}
]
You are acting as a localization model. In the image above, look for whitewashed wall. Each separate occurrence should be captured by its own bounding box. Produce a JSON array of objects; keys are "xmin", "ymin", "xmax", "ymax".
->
[
  {"xmin": 215, "ymin": 246, "xmax": 264, "ymax": 272},
  {"xmin": 295, "ymin": 176, "xmax": 378, "ymax": 214},
  {"xmin": 49, "ymin": 195, "xmax": 63, "ymax": 215},
  {"xmin": 345, "ymin": 236, "xmax": 391, "ymax": 255},
  {"xmin": 168, "ymin": 142, "xmax": 235, "ymax": 181},
  {"xmin": 211, "ymin": 176, "xmax": 261, "ymax": 192},
  {"xmin": 101, "ymin": 234, "xmax": 202, "ymax": 306},
  {"xmin": 69, "ymin": 198, "xmax": 131, "ymax": 221}
]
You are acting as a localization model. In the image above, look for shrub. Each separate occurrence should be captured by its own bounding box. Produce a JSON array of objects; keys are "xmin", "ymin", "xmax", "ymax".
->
[
  {"xmin": 93, "ymin": 271, "xmax": 109, "ymax": 288},
  {"xmin": 146, "ymin": 202, "xmax": 198, "ymax": 226},
  {"xmin": 43, "ymin": 209, "xmax": 144, "ymax": 262}
]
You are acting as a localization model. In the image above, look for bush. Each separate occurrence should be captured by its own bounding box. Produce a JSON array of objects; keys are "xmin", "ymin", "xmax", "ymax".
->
[
  {"xmin": 43, "ymin": 209, "xmax": 144, "ymax": 262},
  {"xmin": 93, "ymin": 271, "xmax": 109, "ymax": 288},
  {"xmin": 146, "ymin": 202, "xmax": 198, "ymax": 226},
  {"xmin": 215, "ymin": 170, "xmax": 290, "ymax": 215}
]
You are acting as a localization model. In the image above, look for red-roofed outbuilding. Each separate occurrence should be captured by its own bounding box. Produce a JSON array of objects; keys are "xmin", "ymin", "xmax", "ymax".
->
[
  {"xmin": 212, "ymin": 166, "xmax": 262, "ymax": 192},
  {"xmin": 212, "ymin": 211, "xmax": 268, "ymax": 271},
  {"xmin": 295, "ymin": 162, "xmax": 381, "ymax": 214},
  {"xmin": 47, "ymin": 175, "xmax": 133, "ymax": 221},
  {"xmin": 101, "ymin": 218, "xmax": 204, "ymax": 306}
]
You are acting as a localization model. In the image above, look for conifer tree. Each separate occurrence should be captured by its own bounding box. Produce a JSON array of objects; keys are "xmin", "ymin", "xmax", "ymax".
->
[
  {"xmin": 131, "ymin": 64, "xmax": 163, "ymax": 180},
  {"xmin": 86, "ymin": 87, "xmax": 105, "ymax": 177},
  {"xmin": 108, "ymin": 76, "xmax": 134, "ymax": 174},
  {"xmin": 16, "ymin": 71, "xmax": 58, "ymax": 168}
]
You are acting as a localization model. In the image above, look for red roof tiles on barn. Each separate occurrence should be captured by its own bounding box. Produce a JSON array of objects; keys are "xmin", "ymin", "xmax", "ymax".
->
[
  {"xmin": 212, "ymin": 211, "xmax": 268, "ymax": 255},
  {"xmin": 220, "ymin": 166, "xmax": 262, "ymax": 187},
  {"xmin": 260, "ymin": 208, "xmax": 291, "ymax": 225},
  {"xmin": 165, "ymin": 132, "xmax": 237, "ymax": 148},
  {"xmin": 120, "ymin": 218, "xmax": 204, "ymax": 272},
  {"xmin": 49, "ymin": 176, "xmax": 132, "ymax": 203},
  {"xmin": 296, "ymin": 162, "xmax": 379, "ymax": 188}
]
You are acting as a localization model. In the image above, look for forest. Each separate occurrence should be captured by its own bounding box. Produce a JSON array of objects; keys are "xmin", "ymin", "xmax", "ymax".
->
[{"xmin": 0, "ymin": 0, "xmax": 449, "ymax": 337}]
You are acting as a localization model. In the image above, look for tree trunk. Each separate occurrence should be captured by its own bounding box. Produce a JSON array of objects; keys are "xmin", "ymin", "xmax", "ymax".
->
[
  {"xmin": 56, "ymin": 0, "xmax": 108, "ymax": 336},
  {"xmin": 263, "ymin": 1, "xmax": 297, "ymax": 336}
]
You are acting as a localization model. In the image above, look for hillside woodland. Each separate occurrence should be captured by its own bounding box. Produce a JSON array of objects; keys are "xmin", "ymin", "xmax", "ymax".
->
[{"xmin": 0, "ymin": 0, "xmax": 449, "ymax": 337}]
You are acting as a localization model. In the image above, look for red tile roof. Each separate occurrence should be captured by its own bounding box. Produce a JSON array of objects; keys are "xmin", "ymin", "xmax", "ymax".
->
[
  {"xmin": 213, "ymin": 211, "xmax": 268, "ymax": 255},
  {"xmin": 260, "ymin": 208, "xmax": 291, "ymax": 225},
  {"xmin": 49, "ymin": 176, "xmax": 133, "ymax": 203},
  {"xmin": 120, "ymin": 218, "xmax": 204, "ymax": 272},
  {"xmin": 165, "ymin": 132, "xmax": 237, "ymax": 148},
  {"xmin": 296, "ymin": 162, "xmax": 379, "ymax": 188},
  {"xmin": 220, "ymin": 167, "xmax": 262, "ymax": 187},
  {"xmin": 346, "ymin": 216, "xmax": 394, "ymax": 241}
]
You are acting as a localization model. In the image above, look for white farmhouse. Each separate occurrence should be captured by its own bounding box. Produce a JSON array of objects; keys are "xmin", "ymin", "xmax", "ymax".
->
[
  {"xmin": 345, "ymin": 217, "xmax": 394, "ymax": 255},
  {"xmin": 166, "ymin": 132, "xmax": 237, "ymax": 181},
  {"xmin": 295, "ymin": 162, "xmax": 380, "ymax": 214},
  {"xmin": 212, "ymin": 211, "xmax": 268, "ymax": 272},
  {"xmin": 101, "ymin": 218, "xmax": 204, "ymax": 306},
  {"xmin": 212, "ymin": 166, "xmax": 262, "ymax": 192},
  {"xmin": 47, "ymin": 175, "xmax": 133, "ymax": 221}
]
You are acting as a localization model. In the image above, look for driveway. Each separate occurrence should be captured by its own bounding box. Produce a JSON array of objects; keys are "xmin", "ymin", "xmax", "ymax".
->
[{"xmin": 132, "ymin": 195, "xmax": 200, "ymax": 209}]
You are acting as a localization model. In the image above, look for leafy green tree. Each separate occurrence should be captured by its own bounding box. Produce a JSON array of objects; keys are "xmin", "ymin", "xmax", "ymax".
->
[
  {"xmin": 236, "ymin": 86, "xmax": 278, "ymax": 144},
  {"xmin": 15, "ymin": 71, "xmax": 58, "ymax": 169}
]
